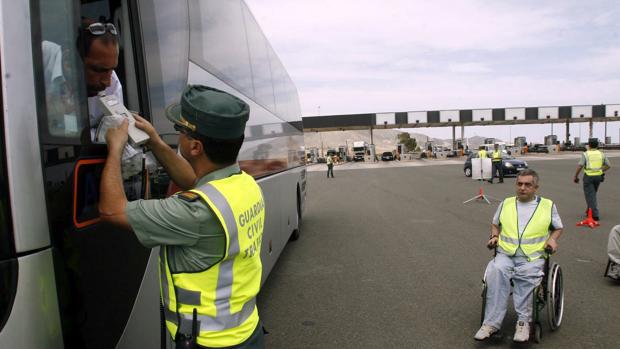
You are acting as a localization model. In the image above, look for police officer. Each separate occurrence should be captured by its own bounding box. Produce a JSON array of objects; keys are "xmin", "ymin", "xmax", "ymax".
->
[
  {"xmin": 490, "ymin": 144, "xmax": 504, "ymax": 184},
  {"xmin": 478, "ymin": 146, "xmax": 491, "ymax": 183},
  {"xmin": 573, "ymin": 138, "xmax": 610, "ymax": 221},
  {"xmin": 99, "ymin": 85, "xmax": 265, "ymax": 348}
]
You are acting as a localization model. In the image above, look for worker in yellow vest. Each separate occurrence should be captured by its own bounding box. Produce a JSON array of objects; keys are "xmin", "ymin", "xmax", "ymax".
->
[
  {"xmin": 477, "ymin": 146, "xmax": 492, "ymax": 183},
  {"xmin": 490, "ymin": 144, "xmax": 504, "ymax": 184},
  {"xmin": 475, "ymin": 169, "xmax": 563, "ymax": 343},
  {"xmin": 99, "ymin": 85, "xmax": 265, "ymax": 348},
  {"xmin": 573, "ymin": 138, "xmax": 610, "ymax": 221}
]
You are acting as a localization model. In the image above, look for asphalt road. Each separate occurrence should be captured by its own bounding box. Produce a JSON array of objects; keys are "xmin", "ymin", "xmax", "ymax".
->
[{"xmin": 257, "ymin": 155, "xmax": 620, "ymax": 349}]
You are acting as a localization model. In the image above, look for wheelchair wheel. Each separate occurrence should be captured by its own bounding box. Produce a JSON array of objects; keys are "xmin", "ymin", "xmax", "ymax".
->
[
  {"xmin": 533, "ymin": 322, "xmax": 542, "ymax": 343},
  {"xmin": 480, "ymin": 277, "xmax": 487, "ymax": 325},
  {"xmin": 547, "ymin": 262, "xmax": 564, "ymax": 330}
]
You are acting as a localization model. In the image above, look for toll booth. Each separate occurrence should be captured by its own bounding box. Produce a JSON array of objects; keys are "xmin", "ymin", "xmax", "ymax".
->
[
  {"xmin": 369, "ymin": 144, "xmax": 376, "ymax": 161},
  {"xmin": 308, "ymin": 147, "xmax": 319, "ymax": 163},
  {"xmin": 514, "ymin": 137, "xmax": 527, "ymax": 147},
  {"xmin": 338, "ymin": 145, "xmax": 347, "ymax": 160},
  {"xmin": 544, "ymin": 135, "xmax": 558, "ymax": 145}
]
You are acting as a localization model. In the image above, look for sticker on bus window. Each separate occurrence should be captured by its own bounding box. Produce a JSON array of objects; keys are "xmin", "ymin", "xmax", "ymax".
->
[{"xmin": 73, "ymin": 158, "xmax": 105, "ymax": 229}]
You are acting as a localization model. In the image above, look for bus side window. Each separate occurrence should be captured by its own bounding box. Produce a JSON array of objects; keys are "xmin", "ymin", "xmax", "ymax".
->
[{"xmin": 34, "ymin": 0, "xmax": 88, "ymax": 142}]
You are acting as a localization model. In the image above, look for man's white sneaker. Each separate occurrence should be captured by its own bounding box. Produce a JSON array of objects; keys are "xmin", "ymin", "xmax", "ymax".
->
[
  {"xmin": 513, "ymin": 321, "xmax": 530, "ymax": 342},
  {"xmin": 474, "ymin": 324, "xmax": 498, "ymax": 341}
]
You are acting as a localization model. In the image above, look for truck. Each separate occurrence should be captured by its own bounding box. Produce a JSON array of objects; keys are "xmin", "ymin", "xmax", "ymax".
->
[{"xmin": 352, "ymin": 141, "xmax": 368, "ymax": 161}]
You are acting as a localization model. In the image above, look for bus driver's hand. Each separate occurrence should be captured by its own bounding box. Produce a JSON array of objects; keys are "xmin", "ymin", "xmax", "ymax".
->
[{"xmin": 105, "ymin": 119, "xmax": 129, "ymax": 155}]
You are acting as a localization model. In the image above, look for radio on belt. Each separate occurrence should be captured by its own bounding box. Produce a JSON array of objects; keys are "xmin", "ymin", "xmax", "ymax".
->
[{"xmin": 97, "ymin": 93, "xmax": 150, "ymax": 146}]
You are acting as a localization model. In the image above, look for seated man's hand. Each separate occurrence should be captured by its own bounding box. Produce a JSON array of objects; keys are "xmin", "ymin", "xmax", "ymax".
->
[
  {"xmin": 487, "ymin": 236, "xmax": 498, "ymax": 250},
  {"xmin": 133, "ymin": 114, "xmax": 160, "ymax": 144},
  {"xmin": 105, "ymin": 119, "xmax": 129, "ymax": 154},
  {"xmin": 544, "ymin": 238, "xmax": 558, "ymax": 254}
]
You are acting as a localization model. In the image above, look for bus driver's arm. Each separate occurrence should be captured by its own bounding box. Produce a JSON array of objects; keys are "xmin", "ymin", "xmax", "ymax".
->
[
  {"xmin": 99, "ymin": 119, "xmax": 131, "ymax": 229},
  {"xmin": 133, "ymin": 114, "xmax": 196, "ymax": 189}
]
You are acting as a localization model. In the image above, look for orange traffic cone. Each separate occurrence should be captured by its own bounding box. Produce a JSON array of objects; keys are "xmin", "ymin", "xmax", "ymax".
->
[{"xmin": 576, "ymin": 208, "xmax": 600, "ymax": 228}]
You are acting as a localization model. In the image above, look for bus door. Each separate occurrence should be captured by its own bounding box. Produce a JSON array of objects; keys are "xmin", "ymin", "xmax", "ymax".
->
[{"xmin": 30, "ymin": 0, "xmax": 155, "ymax": 347}]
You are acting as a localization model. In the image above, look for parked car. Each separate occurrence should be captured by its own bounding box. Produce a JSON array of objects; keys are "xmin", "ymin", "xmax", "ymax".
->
[
  {"xmin": 381, "ymin": 151, "xmax": 394, "ymax": 161},
  {"xmin": 463, "ymin": 153, "xmax": 528, "ymax": 177},
  {"xmin": 528, "ymin": 144, "xmax": 549, "ymax": 153}
]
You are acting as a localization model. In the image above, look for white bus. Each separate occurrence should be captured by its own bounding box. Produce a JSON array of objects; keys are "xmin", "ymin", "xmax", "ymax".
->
[{"xmin": 0, "ymin": 0, "xmax": 306, "ymax": 348}]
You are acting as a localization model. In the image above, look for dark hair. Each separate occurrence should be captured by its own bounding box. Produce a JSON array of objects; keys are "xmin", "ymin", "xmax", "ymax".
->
[
  {"xmin": 588, "ymin": 138, "xmax": 599, "ymax": 148},
  {"xmin": 517, "ymin": 169, "xmax": 539, "ymax": 185},
  {"xmin": 76, "ymin": 21, "xmax": 119, "ymax": 59},
  {"xmin": 192, "ymin": 133, "xmax": 245, "ymax": 166}
]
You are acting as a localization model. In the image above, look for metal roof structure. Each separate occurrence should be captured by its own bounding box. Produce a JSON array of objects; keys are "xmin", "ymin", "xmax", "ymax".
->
[{"xmin": 302, "ymin": 104, "xmax": 620, "ymax": 132}]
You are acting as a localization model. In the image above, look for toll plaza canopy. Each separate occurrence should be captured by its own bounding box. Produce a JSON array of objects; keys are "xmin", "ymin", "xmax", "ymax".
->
[{"xmin": 302, "ymin": 104, "xmax": 620, "ymax": 132}]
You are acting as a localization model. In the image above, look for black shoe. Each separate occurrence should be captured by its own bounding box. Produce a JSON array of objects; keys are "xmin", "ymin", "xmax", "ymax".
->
[
  {"xmin": 593, "ymin": 216, "xmax": 600, "ymax": 221},
  {"xmin": 499, "ymin": 180, "xmax": 504, "ymax": 183}
]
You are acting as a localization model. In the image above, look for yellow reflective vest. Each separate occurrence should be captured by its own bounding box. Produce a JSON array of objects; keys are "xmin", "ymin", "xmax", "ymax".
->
[
  {"xmin": 492, "ymin": 150, "xmax": 502, "ymax": 162},
  {"xmin": 478, "ymin": 150, "xmax": 487, "ymax": 158},
  {"xmin": 583, "ymin": 149, "xmax": 604, "ymax": 176},
  {"xmin": 498, "ymin": 196, "xmax": 553, "ymax": 261},
  {"xmin": 160, "ymin": 171, "xmax": 264, "ymax": 347}
]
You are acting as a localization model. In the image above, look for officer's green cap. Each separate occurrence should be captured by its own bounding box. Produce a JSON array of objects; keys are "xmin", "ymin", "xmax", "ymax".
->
[{"xmin": 166, "ymin": 85, "xmax": 249, "ymax": 139}]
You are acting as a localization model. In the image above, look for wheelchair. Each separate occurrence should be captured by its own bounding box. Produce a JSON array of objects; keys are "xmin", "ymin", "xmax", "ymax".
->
[
  {"xmin": 480, "ymin": 249, "xmax": 564, "ymax": 343},
  {"xmin": 604, "ymin": 259, "xmax": 620, "ymax": 281}
]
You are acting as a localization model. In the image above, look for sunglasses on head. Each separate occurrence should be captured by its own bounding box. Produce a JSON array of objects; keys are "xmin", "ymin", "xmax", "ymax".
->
[
  {"xmin": 86, "ymin": 22, "xmax": 117, "ymax": 36},
  {"xmin": 174, "ymin": 124, "xmax": 194, "ymax": 136}
]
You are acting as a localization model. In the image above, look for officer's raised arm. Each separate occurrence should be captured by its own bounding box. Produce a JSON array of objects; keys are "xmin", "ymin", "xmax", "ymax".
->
[{"xmin": 133, "ymin": 113, "xmax": 197, "ymax": 189}]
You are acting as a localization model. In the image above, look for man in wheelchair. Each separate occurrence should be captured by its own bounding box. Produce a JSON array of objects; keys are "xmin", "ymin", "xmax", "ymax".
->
[
  {"xmin": 474, "ymin": 169, "xmax": 563, "ymax": 343},
  {"xmin": 606, "ymin": 225, "xmax": 620, "ymax": 280}
]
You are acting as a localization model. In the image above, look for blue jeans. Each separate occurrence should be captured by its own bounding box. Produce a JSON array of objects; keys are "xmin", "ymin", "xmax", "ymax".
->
[{"xmin": 482, "ymin": 253, "xmax": 544, "ymax": 328}]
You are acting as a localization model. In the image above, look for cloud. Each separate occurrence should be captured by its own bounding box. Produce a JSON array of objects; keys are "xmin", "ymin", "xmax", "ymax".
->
[
  {"xmin": 448, "ymin": 63, "xmax": 492, "ymax": 74},
  {"xmin": 245, "ymin": 0, "xmax": 620, "ymax": 116}
]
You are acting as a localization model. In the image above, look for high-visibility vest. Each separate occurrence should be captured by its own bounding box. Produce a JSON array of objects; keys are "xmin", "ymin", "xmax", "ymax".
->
[
  {"xmin": 498, "ymin": 196, "xmax": 553, "ymax": 261},
  {"xmin": 160, "ymin": 171, "xmax": 264, "ymax": 347},
  {"xmin": 492, "ymin": 150, "xmax": 502, "ymax": 162},
  {"xmin": 478, "ymin": 150, "xmax": 487, "ymax": 158},
  {"xmin": 583, "ymin": 149, "xmax": 604, "ymax": 176}
]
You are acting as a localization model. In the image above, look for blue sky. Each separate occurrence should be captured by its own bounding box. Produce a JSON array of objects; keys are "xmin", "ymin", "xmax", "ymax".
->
[{"xmin": 245, "ymin": 0, "xmax": 620, "ymax": 143}]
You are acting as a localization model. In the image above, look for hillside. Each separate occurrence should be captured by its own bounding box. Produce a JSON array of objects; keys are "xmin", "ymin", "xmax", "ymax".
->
[{"xmin": 303, "ymin": 129, "xmax": 490, "ymax": 153}]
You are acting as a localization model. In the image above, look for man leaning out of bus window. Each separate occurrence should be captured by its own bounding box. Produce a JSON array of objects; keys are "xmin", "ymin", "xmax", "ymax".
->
[{"xmin": 99, "ymin": 85, "xmax": 266, "ymax": 349}]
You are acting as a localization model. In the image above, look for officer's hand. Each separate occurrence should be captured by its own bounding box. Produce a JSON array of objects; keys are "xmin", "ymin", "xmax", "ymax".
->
[
  {"xmin": 133, "ymin": 113, "xmax": 159, "ymax": 143},
  {"xmin": 544, "ymin": 238, "xmax": 558, "ymax": 254},
  {"xmin": 573, "ymin": 176, "xmax": 579, "ymax": 184},
  {"xmin": 105, "ymin": 119, "xmax": 129, "ymax": 154},
  {"xmin": 487, "ymin": 236, "xmax": 498, "ymax": 250}
]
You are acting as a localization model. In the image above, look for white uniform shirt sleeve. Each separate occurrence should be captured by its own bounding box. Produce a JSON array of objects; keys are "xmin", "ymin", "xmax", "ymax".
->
[
  {"xmin": 551, "ymin": 204, "xmax": 563, "ymax": 230},
  {"xmin": 492, "ymin": 201, "xmax": 503, "ymax": 226}
]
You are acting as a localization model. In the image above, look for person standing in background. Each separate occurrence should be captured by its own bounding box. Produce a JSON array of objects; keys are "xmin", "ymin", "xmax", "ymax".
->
[
  {"xmin": 491, "ymin": 144, "xmax": 504, "ymax": 184},
  {"xmin": 326, "ymin": 154, "xmax": 334, "ymax": 178},
  {"xmin": 573, "ymin": 138, "xmax": 610, "ymax": 221}
]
